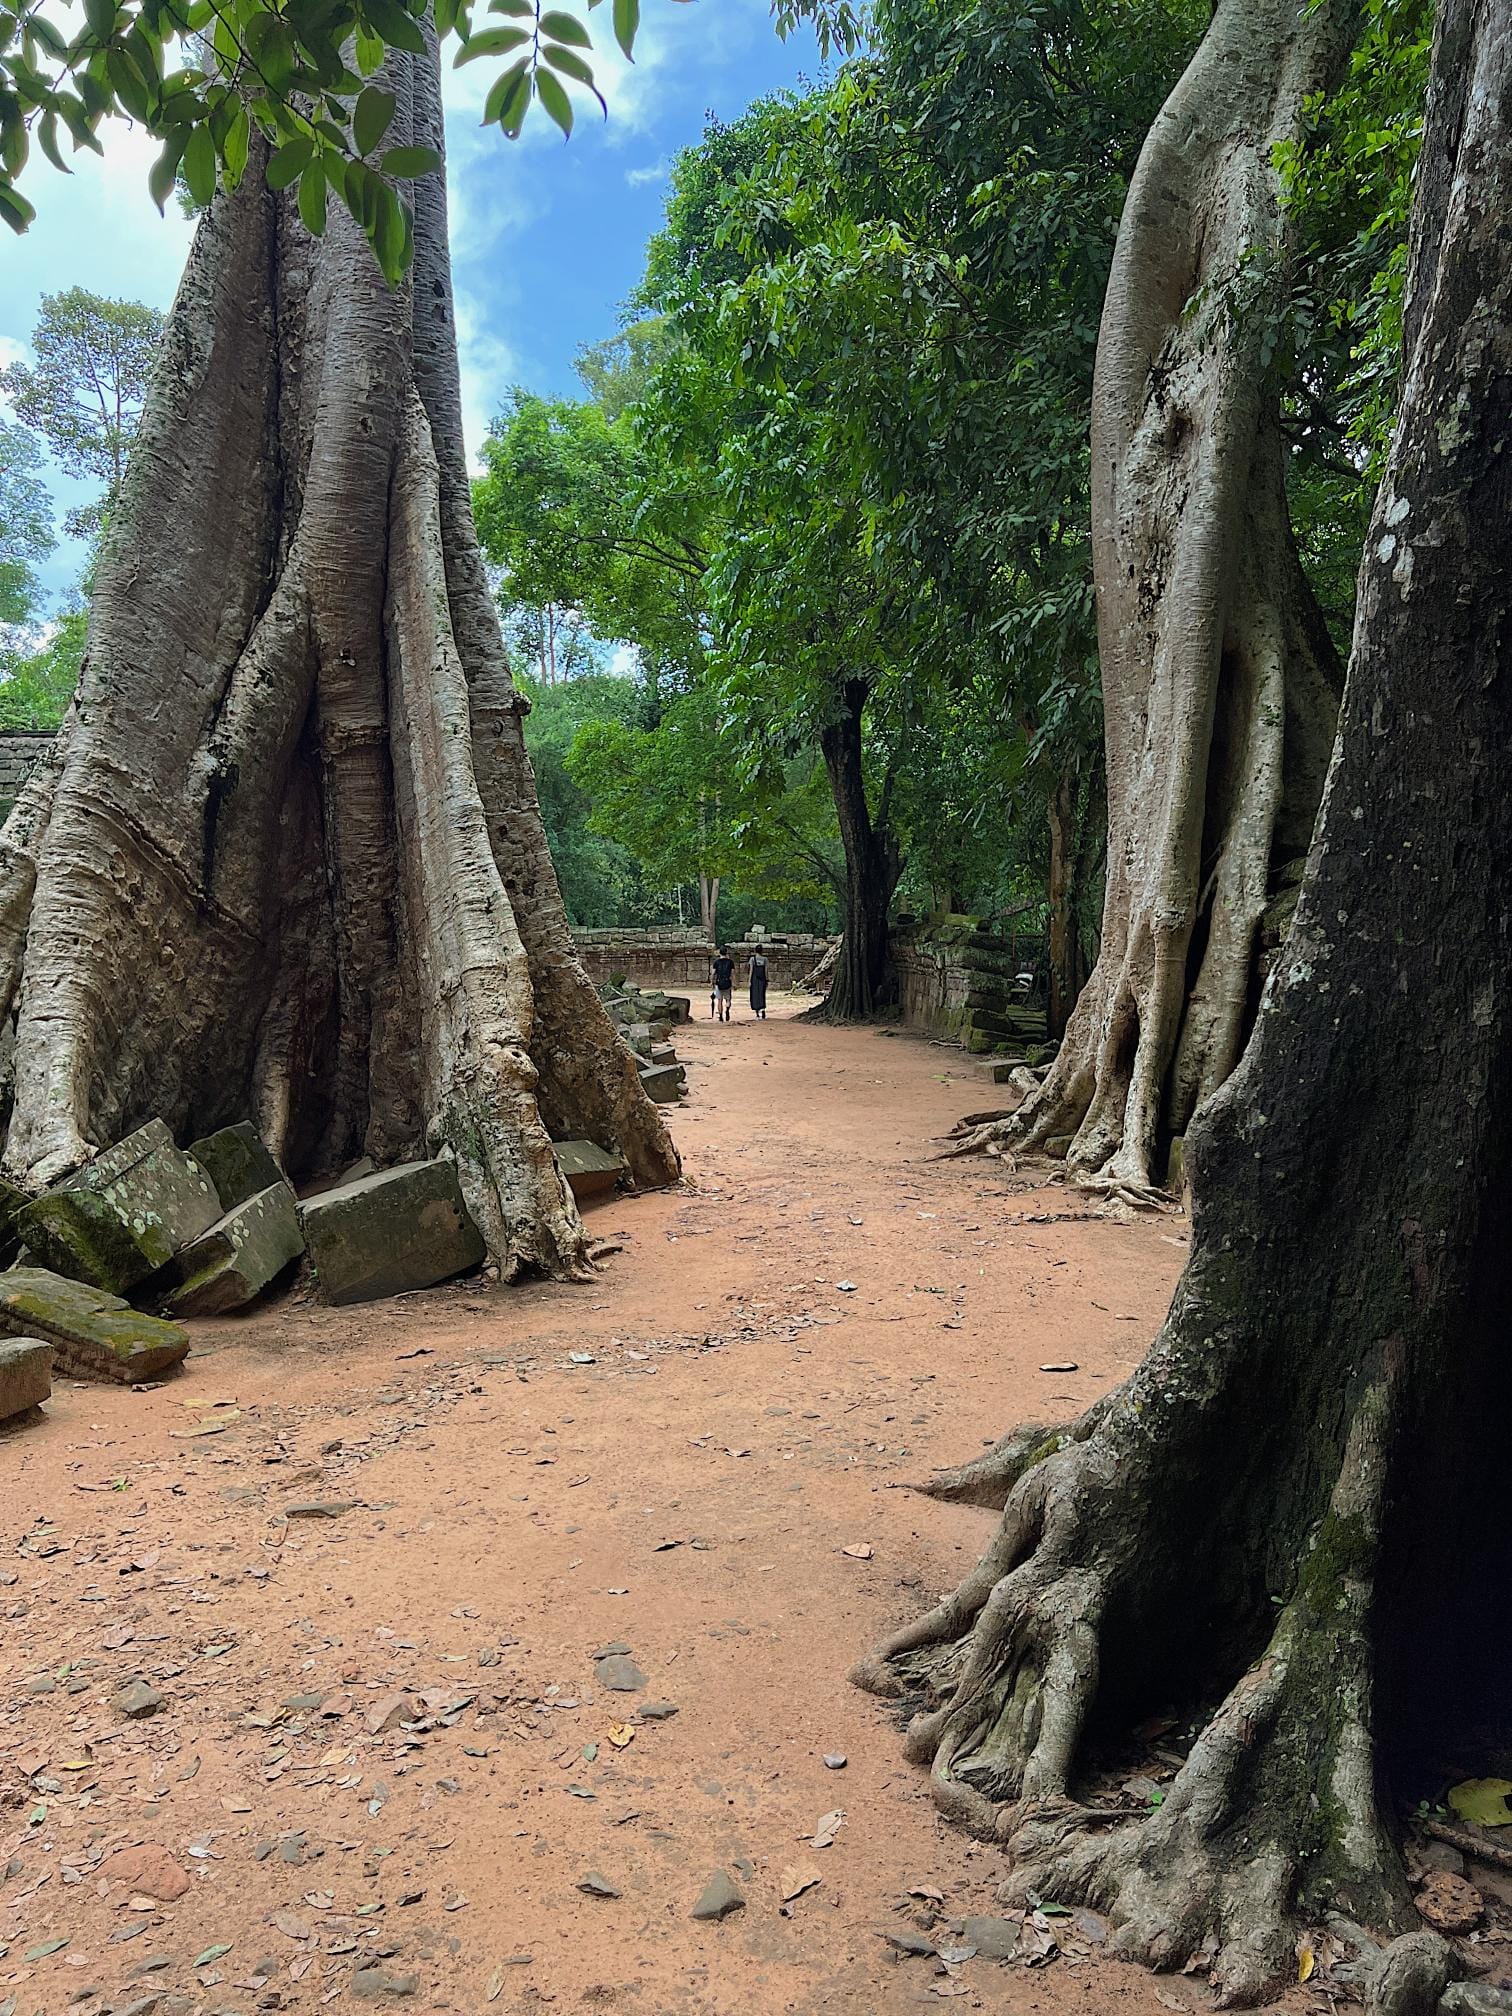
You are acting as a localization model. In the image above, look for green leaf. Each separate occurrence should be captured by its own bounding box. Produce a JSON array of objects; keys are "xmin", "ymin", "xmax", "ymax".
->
[
  {"xmin": 610, "ymin": 0, "xmax": 637, "ymax": 58},
  {"xmin": 37, "ymin": 111, "xmax": 68, "ymax": 174},
  {"xmin": 354, "ymin": 22, "xmax": 385, "ymax": 72},
  {"xmin": 353, "ymin": 82, "xmax": 395, "ymax": 154},
  {"xmin": 182, "ymin": 121, "xmax": 216, "ymax": 205},
  {"xmin": 243, "ymin": 11, "xmax": 296, "ymax": 91},
  {"xmin": 148, "ymin": 133, "xmax": 184, "ymax": 210},
  {"xmin": 534, "ymin": 66, "xmax": 572, "ymax": 136},
  {"xmin": 482, "ymin": 57, "xmax": 529, "ymax": 129},
  {"xmin": 193, "ymin": 1943, "xmax": 233, "ymax": 1968},
  {"xmin": 539, "ymin": 8, "xmax": 590, "ymax": 43},
  {"xmin": 297, "ymin": 155, "xmax": 327, "ymax": 233},
  {"xmin": 541, "ymin": 42, "xmax": 602, "ymax": 104},
  {"xmin": 380, "ymin": 143, "xmax": 440, "ymax": 179},
  {"xmin": 485, "ymin": 0, "xmax": 534, "ymax": 12},
  {"xmin": 266, "ymin": 136, "xmax": 312, "ymax": 187},
  {"xmin": 82, "ymin": 0, "xmax": 115, "ymax": 38},
  {"xmin": 361, "ymin": 0, "xmax": 426, "ymax": 55},
  {"xmin": 1447, "ymin": 1779, "xmax": 1512, "ymax": 1828},
  {"xmin": 0, "ymin": 179, "xmax": 36, "ymax": 232},
  {"xmin": 220, "ymin": 100, "xmax": 249, "ymax": 186},
  {"xmin": 454, "ymin": 23, "xmax": 529, "ymax": 61}
]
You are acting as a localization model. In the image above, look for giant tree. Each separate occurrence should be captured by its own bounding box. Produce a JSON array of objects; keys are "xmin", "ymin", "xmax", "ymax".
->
[
  {"xmin": 0, "ymin": 24, "xmax": 680, "ymax": 1276},
  {"xmin": 856, "ymin": 2, "xmax": 1512, "ymax": 2006},
  {"xmin": 958, "ymin": 0, "xmax": 1371, "ymax": 1190}
]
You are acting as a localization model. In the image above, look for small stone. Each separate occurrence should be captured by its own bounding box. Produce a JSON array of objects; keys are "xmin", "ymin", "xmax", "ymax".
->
[
  {"xmin": 350, "ymin": 1969, "xmax": 420, "ymax": 1999},
  {"xmin": 594, "ymin": 1654, "xmax": 646, "ymax": 1693},
  {"xmin": 822, "ymin": 1753, "xmax": 847, "ymax": 1770},
  {"xmin": 1420, "ymin": 1841, "xmax": 1467, "ymax": 1877},
  {"xmin": 962, "ymin": 1915, "xmax": 1021, "ymax": 1959},
  {"xmin": 637, "ymin": 1701, "xmax": 678, "ymax": 1722},
  {"xmin": 117, "ymin": 1679, "xmax": 165, "ymax": 1719},
  {"xmin": 883, "ymin": 1931, "xmax": 936, "ymax": 1957},
  {"xmin": 96, "ymin": 1842, "xmax": 189, "ymax": 1901},
  {"xmin": 576, "ymin": 1872, "xmax": 621, "ymax": 1899},
  {"xmin": 690, "ymin": 1872, "xmax": 744, "ymax": 1922},
  {"xmin": 0, "ymin": 1337, "xmax": 51, "ymax": 1421},
  {"xmin": 1417, "ymin": 1871, "xmax": 1483, "ymax": 1934},
  {"xmin": 285, "ymin": 1500, "xmax": 358, "ymax": 1519}
]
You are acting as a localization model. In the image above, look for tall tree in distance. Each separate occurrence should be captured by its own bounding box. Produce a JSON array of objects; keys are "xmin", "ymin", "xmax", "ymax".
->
[
  {"xmin": 1, "ymin": 291, "xmax": 165, "ymax": 539},
  {"xmin": 856, "ymin": 1, "xmax": 1512, "ymax": 2003},
  {"xmin": 0, "ymin": 417, "xmax": 55, "ymax": 627},
  {"xmin": 0, "ymin": 33, "xmax": 678, "ymax": 1279}
]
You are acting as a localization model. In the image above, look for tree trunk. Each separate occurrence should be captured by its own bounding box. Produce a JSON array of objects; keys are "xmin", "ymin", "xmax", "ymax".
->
[
  {"xmin": 814, "ymin": 677, "xmax": 900, "ymax": 1022},
  {"xmin": 0, "ymin": 32, "xmax": 678, "ymax": 1277},
  {"xmin": 699, "ymin": 871, "xmax": 719, "ymax": 944},
  {"xmin": 856, "ymin": 5, "xmax": 1512, "ymax": 2006},
  {"xmin": 961, "ymin": 0, "xmax": 1353, "ymax": 1194},
  {"xmin": 1045, "ymin": 768, "xmax": 1080, "ymax": 1040}
]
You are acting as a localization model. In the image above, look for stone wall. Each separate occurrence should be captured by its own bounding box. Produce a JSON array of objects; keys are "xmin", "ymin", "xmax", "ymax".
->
[
  {"xmin": 891, "ymin": 915, "xmax": 1049, "ymax": 1054},
  {"xmin": 571, "ymin": 927, "xmax": 833, "ymax": 991},
  {"xmin": 0, "ymin": 733, "xmax": 52, "ymax": 822}
]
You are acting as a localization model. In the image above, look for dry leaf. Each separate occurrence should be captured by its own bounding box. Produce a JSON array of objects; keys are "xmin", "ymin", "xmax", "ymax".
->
[
  {"xmin": 607, "ymin": 1723, "xmax": 635, "ymax": 1749},
  {"xmin": 1298, "ymin": 1947, "xmax": 1315, "ymax": 1984},
  {"xmin": 812, "ymin": 1809, "xmax": 844, "ymax": 1849},
  {"xmin": 781, "ymin": 1862, "xmax": 822, "ymax": 1902},
  {"xmin": 840, "ymin": 1544, "xmax": 873, "ymax": 1560}
]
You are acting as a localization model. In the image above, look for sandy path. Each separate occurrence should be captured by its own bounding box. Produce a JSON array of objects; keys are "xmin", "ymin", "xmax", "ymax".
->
[{"xmin": 1, "ymin": 994, "xmax": 1197, "ymax": 2016}]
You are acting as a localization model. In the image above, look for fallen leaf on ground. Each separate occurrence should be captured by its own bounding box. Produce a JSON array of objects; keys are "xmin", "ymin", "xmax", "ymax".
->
[
  {"xmin": 812, "ymin": 1809, "xmax": 844, "ymax": 1848},
  {"xmin": 840, "ymin": 1544, "xmax": 873, "ymax": 1561},
  {"xmin": 781, "ymin": 1863, "xmax": 822, "ymax": 1902},
  {"xmin": 1448, "ymin": 1778, "xmax": 1512, "ymax": 1827}
]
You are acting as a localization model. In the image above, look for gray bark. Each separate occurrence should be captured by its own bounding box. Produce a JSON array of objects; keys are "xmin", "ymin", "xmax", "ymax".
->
[
  {"xmin": 0, "ymin": 35, "xmax": 679, "ymax": 1275},
  {"xmin": 858, "ymin": 0, "xmax": 1512, "ymax": 2003},
  {"xmin": 962, "ymin": 0, "xmax": 1353, "ymax": 1193}
]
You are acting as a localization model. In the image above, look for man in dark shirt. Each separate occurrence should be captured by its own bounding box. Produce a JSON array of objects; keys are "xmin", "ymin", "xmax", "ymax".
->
[{"xmin": 711, "ymin": 948, "xmax": 735, "ymax": 1021}]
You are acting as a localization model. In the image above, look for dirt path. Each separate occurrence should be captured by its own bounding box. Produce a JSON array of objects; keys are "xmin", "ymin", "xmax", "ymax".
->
[{"xmin": 1, "ymin": 995, "xmax": 1197, "ymax": 2016}]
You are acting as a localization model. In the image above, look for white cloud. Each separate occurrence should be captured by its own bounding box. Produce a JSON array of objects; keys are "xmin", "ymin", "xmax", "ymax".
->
[
  {"xmin": 453, "ymin": 290, "xmax": 522, "ymax": 471},
  {"xmin": 625, "ymin": 159, "xmax": 669, "ymax": 187}
]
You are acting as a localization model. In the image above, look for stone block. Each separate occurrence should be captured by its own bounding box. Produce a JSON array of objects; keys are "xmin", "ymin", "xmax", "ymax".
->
[
  {"xmin": 623, "ymin": 1023, "xmax": 655, "ymax": 1059},
  {"xmin": 659, "ymin": 996, "xmax": 692, "ymax": 1024},
  {"xmin": 0, "ymin": 1337, "xmax": 51, "ymax": 1419},
  {"xmin": 162, "ymin": 1181, "xmax": 305, "ymax": 1317},
  {"xmin": 299, "ymin": 1160, "xmax": 486, "ymax": 1306},
  {"xmin": 187, "ymin": 1121, "xmax": 286, "ymax": 1212},
  {"xmin": 0, "ymin": 1269, "xmax": 188, "ymax": 1383},
  {"xmin": 638, "ymin": 1062, "xmax": 684, "ymax": 1105},
  {"xmin": 18, "ymin": 1121, "xmax": 222, "ymax": 1293},
  {"xmin": 554, "ymin": 1141, "xmax": 625, "ymax": 1202}
]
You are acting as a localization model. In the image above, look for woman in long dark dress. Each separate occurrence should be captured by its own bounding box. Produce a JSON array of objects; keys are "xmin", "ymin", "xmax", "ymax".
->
[{"xmin": 748, "ymin": 949, "xmax": 769, "ymax": 1019}]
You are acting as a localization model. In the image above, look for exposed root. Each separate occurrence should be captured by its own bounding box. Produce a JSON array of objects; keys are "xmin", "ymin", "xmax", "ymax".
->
[{"xmin": 909, "ymin": 1396, "xmax": 1116, "ymax": 1508}]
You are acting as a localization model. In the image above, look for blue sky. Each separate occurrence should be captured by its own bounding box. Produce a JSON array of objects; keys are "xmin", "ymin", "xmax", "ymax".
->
[{"xmin": 0, "ymin": 0, "xmax": 821, "ymax": 602}]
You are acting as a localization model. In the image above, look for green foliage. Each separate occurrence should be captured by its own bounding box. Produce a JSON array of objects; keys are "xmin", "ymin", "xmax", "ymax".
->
[
  {"xmin": 0, "ymin": 417, "xmax": 54, "ymax": 628},
  {"xmin": 567, "ymin": 683, "xmax": 837, "ymax": 904},
  {"xmin": 0, "ymin": 605, "xmax": 86, "ymax": 728},
  {"xmin": 0, "ymin": 289, "xmax": 163, "ymax": 539},
  {"xmin": 0, "ymin": 0, "xmax": 643, "ymax": 279},
  {"xmin": 521, "ymin": 672, "xmax": 649, "ymax": 926}
]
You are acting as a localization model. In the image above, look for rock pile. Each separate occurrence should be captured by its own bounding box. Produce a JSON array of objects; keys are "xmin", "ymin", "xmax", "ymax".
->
[
  {"xmin": 599, "ymin": 983, "xmax": 690, "ymax": 1106},
  {"xmin": 0, "ymin": 1116, "xmax": 504, "ymax": 1409}
]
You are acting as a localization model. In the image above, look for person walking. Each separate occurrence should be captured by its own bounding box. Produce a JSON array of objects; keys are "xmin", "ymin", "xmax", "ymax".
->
[
  {"xmin": 748, "ymin": 947, "xmax": 769, "ymax": 1019},
  {"xmin": 711, "ymin": 946, "xmax": 735, "ymax": 1022}
]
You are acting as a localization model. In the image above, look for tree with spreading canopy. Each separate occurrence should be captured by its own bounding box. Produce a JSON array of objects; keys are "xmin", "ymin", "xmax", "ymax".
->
[
  {"xmin": 0, "ymin": 3, "xmax": 684, "ymax": 1278},
  {"xmin": 855, "ymin": 3, "xmax": 1512, "ymax": 2009},
  {"xmin": 0, "ymin": 289, "xmax": 165, "ymax": 540}
]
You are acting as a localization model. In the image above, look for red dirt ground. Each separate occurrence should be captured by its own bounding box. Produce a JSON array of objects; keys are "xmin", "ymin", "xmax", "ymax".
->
[{"xmin": 2, "ymin": 992, "xmax": 1213, "ymax": 2016}]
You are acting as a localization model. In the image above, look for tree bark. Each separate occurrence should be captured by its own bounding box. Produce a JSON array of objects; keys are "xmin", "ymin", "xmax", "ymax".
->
[
  {"xmin": 1046, "ymin": 767, "xmax": 1081, "ymax": 1040},
  {"xmin": 857, "ymin": 4, "xmax": 1512, "ymax": 2005},
  {"xmin": 961, "ymin": 0, "xmax": 1353, "ymax": 1193},
  {"xmin": 813, "ymin": 676, "xmax": 900, "ymax": 1021},
  {"xmin": 698, "ymin": 870, "xmax": 719, "ymax": 944},
  {"xmin": 0, "ymin": 32, "xmax": 679, "ymax": 1276}
]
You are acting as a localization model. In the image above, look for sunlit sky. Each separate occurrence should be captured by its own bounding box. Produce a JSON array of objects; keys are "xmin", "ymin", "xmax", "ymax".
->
[{"xmin": 1, "ymin": 0, "xmax": 821, "ymax": 602}]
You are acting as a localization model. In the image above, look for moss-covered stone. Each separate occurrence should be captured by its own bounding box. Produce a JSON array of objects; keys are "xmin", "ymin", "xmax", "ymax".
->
[
  {"xmin": 187, "ymin": 1121, "xmax": 287, "ymax": 1212},
  {"xmin": 161, "ymin": 1180, "xmax": 305, "ymax": 1317},
  {"xmin": 298, "ymin": 1160, "xmax": 485, "ymax": 1306},
  {"xmin": 17, "ymin": 1120, "xmax": 223, "ymax": 1293},
  {"xmin": 0, "ymin": 1268, "xmax": 188, "ymax": 1383},
  {"xmin": 0, "ymin": 1337, "xmax": 51, "ymax": 1419}
]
